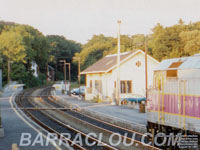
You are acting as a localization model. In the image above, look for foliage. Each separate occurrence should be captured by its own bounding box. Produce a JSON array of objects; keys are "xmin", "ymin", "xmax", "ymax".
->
[
  {"xmin": 75, "ymin": 34, "xmax": 147, "ymax": 70},
  {"xmin": 47, "ymin": 35, "xmax": 81, "ymax": 81},
  {"xmin": 92, "ymin": 94, "xmax": 102, "ymax": 103},
  {"xmin": 0, "ymin": 19, "xmax": 200, "ymax": 88},
  {"xmin": 151, "ymin": 21, "xmax": 200, "ymax": 61},
  {"xmin": 179, "ymin": 30, "xmax": 200, "ymax": 55},
  {"xmin": 0, "ymin": 26, "xmax": 26, "ymax": 63},
  {"xmin": 0, "ymin": 22, "xmax": 48, "ymax": 87}
]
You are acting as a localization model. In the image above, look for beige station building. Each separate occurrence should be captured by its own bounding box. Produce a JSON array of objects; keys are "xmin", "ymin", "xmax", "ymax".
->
[{"xmin": 81, "ymin": 50, "xmax": 159, "ymax": 102}]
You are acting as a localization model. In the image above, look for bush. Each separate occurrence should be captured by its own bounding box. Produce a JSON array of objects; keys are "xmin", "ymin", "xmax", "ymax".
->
[{"xmin": 22, "ymin": 72, "xmax": 47, "ymax": 88}]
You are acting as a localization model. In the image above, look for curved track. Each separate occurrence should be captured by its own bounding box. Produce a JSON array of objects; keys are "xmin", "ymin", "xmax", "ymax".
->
[
  {"xmin": 15, "ymin": 87, "xmax": 160, "ymax": 150},
  {"xmin": 15, "ymin": 88, "xmax": 116, "ymax": 150}
]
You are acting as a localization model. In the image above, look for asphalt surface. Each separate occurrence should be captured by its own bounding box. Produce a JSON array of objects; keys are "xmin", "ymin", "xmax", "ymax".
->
[{"xmin": 0, "ymin": 96, "xmax": 56, "ymax": 150}]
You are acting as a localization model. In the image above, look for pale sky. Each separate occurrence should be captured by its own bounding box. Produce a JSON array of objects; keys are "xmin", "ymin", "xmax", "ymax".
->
[{"xmin": 0, "ymin": 0, "xmax": 200, "ymax": 43}]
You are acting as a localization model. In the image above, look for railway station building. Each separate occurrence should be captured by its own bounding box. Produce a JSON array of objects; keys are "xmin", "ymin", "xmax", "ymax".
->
[{"xmin": 81, "ymin": 49, "xmax": 159, "ymax": 102}]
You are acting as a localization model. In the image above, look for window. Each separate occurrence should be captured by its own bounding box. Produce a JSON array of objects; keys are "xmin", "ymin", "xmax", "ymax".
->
[
  {"xmin": 127, "ymin": 81, "xmax": 132, "ymax": 93},
  {"xmin": 120, "ymin": 80, "xmax": 132, "ymax": 94},
  {"xmin": 120, "ymin": 81, "xmax": 126, "ymax": 93},
  {"xmin": 169, "ymin": 62, "xmax": 182, "ymax": 68},
  {"xmin": 167, "ymin": 70, "xmax": 177, "ymax": 77},
  {"xmin": 90, "ymin": 80, "xmax": 92, "ymax": 88},
  {"xmin": 87, "ymin": 80, "xmax": 93, "ymax": 94}
]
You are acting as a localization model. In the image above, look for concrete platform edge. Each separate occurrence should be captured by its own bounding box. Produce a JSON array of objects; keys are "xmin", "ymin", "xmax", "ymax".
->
[
  {"xmin": 81, "ymin": 108, "xmax": 147, "ymax": 133},
  {"xmin": 54, "ymin": 93, "xmax": 147, "ymax": 134}
]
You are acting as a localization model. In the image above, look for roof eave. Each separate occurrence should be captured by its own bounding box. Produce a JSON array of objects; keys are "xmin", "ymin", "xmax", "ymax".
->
[{"xmin": 80, "ymin": 71, "xmax": 107, "ymax": 75}]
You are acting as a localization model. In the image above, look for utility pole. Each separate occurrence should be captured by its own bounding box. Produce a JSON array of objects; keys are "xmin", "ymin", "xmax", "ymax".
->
[
  {"xmin": 116, "ymin": 20, "xmax": 121, "ymax": 106},
  {"xmin": 46, "ymin": 63, "xmax": 49, "ymax": 82},
  {"xmin": 65, "ymin": 63, "xmax": 71, "ymax": 96},
  {"xmin": 8, "ymin": 60, "xmax": 11, "ymax": 83},
  {"xmin": 73, "ymin": 56, "xmax": 81, "ymax": 98},
  {"xmin": 78, "ymin": 57, "xmax": 81, "ymax": 98},
  {"xmin": 60, "ymin": 60, "xmax": 66, "ymax": 93},
  {"xmin": 145, "ymin": 37, "xmax": 148, "ymax": 100}
]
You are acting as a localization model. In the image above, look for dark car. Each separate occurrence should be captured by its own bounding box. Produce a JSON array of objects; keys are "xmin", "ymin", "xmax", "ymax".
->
[{"xmin": 71, "ymin": 88, "xmax": 85, "ymax": 96}]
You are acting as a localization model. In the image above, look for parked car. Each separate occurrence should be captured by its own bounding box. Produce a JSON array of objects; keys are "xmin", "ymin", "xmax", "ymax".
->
[
  {"xmin": 121, "ymin": 94, "xmax": 146, "ymax": 103},
  {"xmin": 71, "ymin": 87, "xmax": 85, "ymax": 96}
]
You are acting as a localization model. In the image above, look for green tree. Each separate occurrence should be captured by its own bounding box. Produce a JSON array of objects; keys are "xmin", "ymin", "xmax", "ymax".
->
[
  {"xmin": 179, "ymin": 30, "xmax": 200, "ymax": 55},
  {"xmin": 0, "ymin": 23, "xmax": 49, "ymax": 87},
  {"xmin": 151, "ymin": 23, "xmax": 187, "ymax": 60},
  {"xmin": 0, "ymin": 27, "xmax": 26, "ymax": 63},
  {"xmin": 77, "ymin": 35, "xmax": 114, "ymax": 69},
  {"xmin": 76, "ymin": 34, "xmax": 147, "ymax": 70},
  {"xmin": 47, "ymin": 35, "xmax": 81, "ymax": 81}
]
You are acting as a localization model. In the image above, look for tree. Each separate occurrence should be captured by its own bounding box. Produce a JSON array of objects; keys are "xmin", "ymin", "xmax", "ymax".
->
[
  {"xmin": 76, "ymin": 34, "xmax": 149, "ymax": 70},
  {"xmin": 77, "ymin": 35, "xmax": 113, "ymax": 69},
  {"xmin": 0, "ymin": 27, "xmax": 26, "ymax": 63},
  {"xmin": 179, "ymin": 30, "xmax": 200, "ymax": 55},
  {"xmin": 0, "ymin": 23, "xmax": 49, "ymax": 86},
  {"xmin": 178, "ymin": 19, "xmax": 184, "ymax": 25},
  {"xmin": 151, "ymin": 23, "xmax": 187, "ymax": 60},
  {"xmin": 47, "ymin": 35, "xmax": 81, "ymax": 81}
]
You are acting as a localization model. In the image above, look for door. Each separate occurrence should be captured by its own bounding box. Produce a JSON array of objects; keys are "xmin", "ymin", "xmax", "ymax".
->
[{"xmin": 95, "ymin": 80, "xmax": 102, "ymax": 93}]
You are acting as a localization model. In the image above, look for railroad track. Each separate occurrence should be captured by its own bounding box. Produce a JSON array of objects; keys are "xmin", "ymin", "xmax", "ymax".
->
[
  {"xmin": 40, "ymin": 87, "xmax": 160, "ymax": 150},
  {"xmin": 15, "ymin": 87, "xmax": 161, "ymax": 150},
  {"xmin": 15, "ymin": 88, "xmax": 116, "ymax": 150}
]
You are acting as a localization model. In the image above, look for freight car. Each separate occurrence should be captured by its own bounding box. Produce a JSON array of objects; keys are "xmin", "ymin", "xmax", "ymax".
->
[{"xmin": 147, "ymin": 54, "xmax": 200, "ymax": 148}]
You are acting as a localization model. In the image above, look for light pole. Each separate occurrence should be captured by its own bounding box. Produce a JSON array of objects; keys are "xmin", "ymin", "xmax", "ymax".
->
[
  {"xmin": 73, "ymin": 56, "xmax": 81, "ymax": 98},
  {"xmin": 59, "ymin": 60, "xmax": 67, "ymax": 93},
  {"xmin": 116, "ymin": 20, "xmax": 121, "ymax": 106},
  {"xmin": 65, "ymin": 63, "xmax": 71, "ymax": 96},
  {"xmin": 60, "ymin": 60, "xmax": 71, "ymax": 95},
  {"xmin": 7, "ymin": 60, "xmax": 13, "ymax": 83},
  {"xmin": 145, "ymin": 37, "xmax": 148, "ymax": 100}
]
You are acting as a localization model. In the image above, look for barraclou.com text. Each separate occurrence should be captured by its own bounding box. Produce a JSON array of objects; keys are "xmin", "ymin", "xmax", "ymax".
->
[{"xmin": 19, "ymin": 132, "xmax": 189, "ymax": 147}]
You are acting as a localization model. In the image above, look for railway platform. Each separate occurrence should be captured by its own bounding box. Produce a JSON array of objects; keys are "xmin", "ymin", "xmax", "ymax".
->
[
  {"xmin": 0, "ymin": 95, "xmax": 59, "ymax": 150},
  {"xmin": 55, "ymin": 94, "xmax": 147, "ymax": 133}
]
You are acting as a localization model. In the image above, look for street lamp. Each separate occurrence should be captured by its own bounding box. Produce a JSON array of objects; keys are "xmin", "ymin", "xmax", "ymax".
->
[
  {"xmin": 144, "ymin": 38, "xmax": 148, "ymax": 99},
  {"xmin": 65, "ymin": 63, "xmax": 71, "ymax": 96},
  {"xmin": 116, "ymin": 20, "xmax": 121, "ymax": 106},
  {"xmin": 7, "ymin": 60, "xmax": 13, "ymax": 83},
  {"xmin": 59, "ymin": 60, "xmax": 71, "ymax": 95},
  {"xmin": 73, "ymin": 56, "xmax": 81, "ymax": 98}
]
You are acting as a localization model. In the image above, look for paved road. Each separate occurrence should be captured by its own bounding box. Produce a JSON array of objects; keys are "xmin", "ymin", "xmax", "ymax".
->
[{"xmin": 0, "ymin": 96, "xmax": 57, "ymax": 150}]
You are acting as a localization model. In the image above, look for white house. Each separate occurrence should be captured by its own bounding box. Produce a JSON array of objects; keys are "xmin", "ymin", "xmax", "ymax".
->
[
  {"xmin": 31, "ymin": 62, "xmax": 55, "ymax": 81},
  {"xmin": 31, "ymin": 61, "xmax": 38, "ymax": 77},
  {"xmin": 81, "ymin": 50, "xmax": 160, "ymax": 102}
]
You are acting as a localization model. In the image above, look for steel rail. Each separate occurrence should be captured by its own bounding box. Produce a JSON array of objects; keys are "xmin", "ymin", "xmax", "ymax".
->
[
  {"xmin": 15, "ymin": 90, "xmax": 87, "ymax": 150},
  {"xmin": 16, "ymin": 88, "xmax": 117, "ymax": 150},
  {"xmin": 40, "ymin": 87, "xmax": 161, "ymax": 150}
]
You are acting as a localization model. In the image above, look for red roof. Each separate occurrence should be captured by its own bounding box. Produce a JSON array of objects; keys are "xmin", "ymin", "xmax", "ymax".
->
[{"xmin": 81, "ymin": 50, "xmax": 159, "ymax": 74}]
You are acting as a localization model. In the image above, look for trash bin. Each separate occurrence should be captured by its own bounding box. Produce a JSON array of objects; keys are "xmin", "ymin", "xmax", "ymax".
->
[
  {"xmin": 139, "ymin": 103, "xmax": 145, "ymax": 113},
  {"xmin": 62, "ymin": 89, "xmax": 65, "ymax": 94}
]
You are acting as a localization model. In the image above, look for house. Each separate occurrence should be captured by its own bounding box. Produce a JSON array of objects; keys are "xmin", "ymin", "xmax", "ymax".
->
[
  {"xmin": 31, "ymin": 62, "xmax": 55, "ymax": 81},
  {"xmin": 31, "ymin": 61, "xmax": 38, "ymax": 77},
  {"xmin": 81, "ymin": 49, "xmax": 160, "ymax": 101}
]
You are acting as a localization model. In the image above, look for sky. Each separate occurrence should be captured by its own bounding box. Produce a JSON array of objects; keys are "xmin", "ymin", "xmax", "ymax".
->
[{"xmin": 0, "ymin": 0, "xmax": 200, "ymax": 44}]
